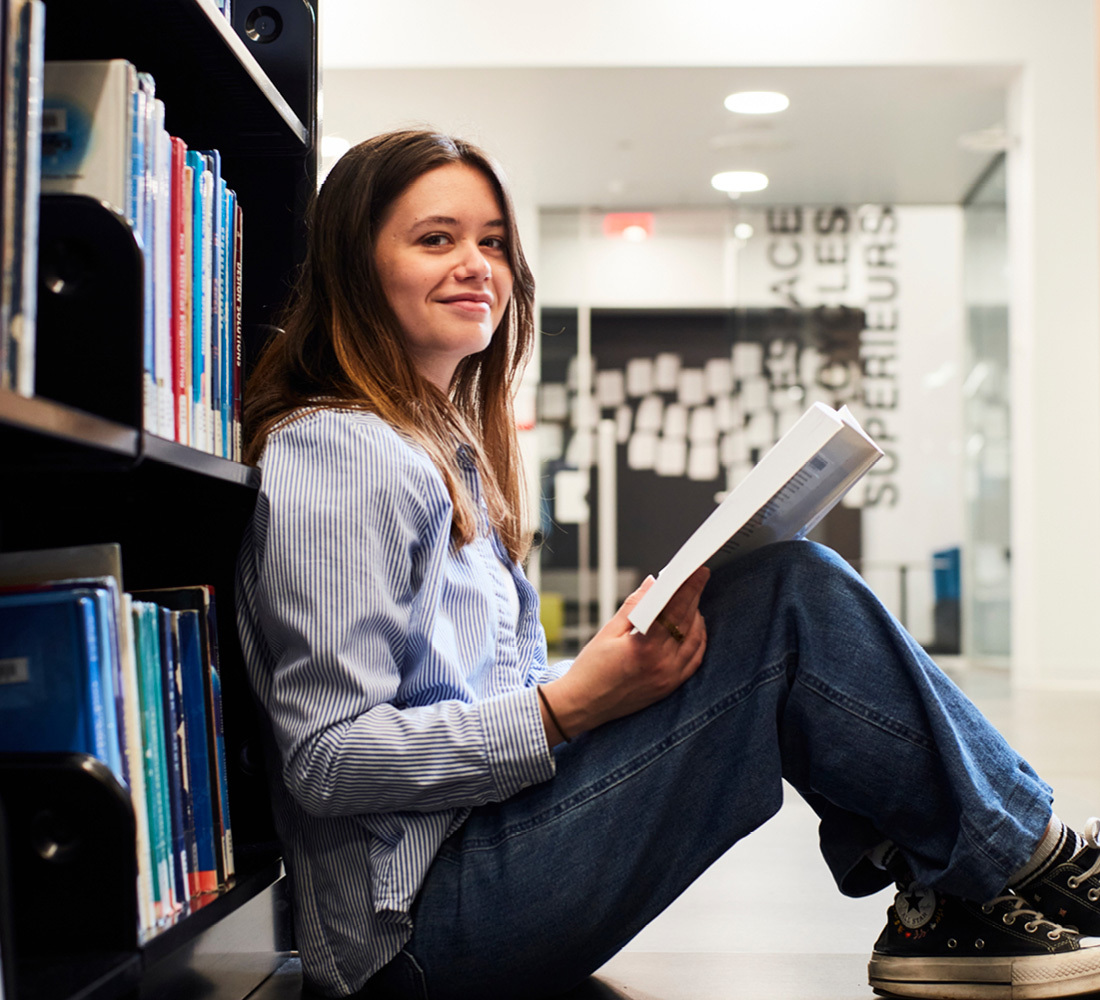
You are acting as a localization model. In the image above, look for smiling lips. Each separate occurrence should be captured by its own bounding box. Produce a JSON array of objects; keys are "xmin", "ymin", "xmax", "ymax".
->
[{"xmin": 439, "ymin": 293, "xmax": 492, "ymax": 313}]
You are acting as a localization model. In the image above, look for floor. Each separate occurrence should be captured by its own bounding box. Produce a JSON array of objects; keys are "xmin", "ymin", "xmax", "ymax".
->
[{"xmin": 253, "ymin": 666, "xmax": 1100, "ymax": 1000}]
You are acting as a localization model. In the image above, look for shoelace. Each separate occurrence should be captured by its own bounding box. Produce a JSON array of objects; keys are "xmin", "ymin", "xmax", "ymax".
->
[
  {"xmin": 981, "ymin": 894, "xmax": 1074, "ymax": 940},
  {"xmin": 1067, "ymin": 817, "xmax": 1100, "ymax": 895}
]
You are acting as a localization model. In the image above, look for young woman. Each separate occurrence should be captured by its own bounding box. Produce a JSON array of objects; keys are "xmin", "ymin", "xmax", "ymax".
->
[{"xmin": 236, "ymin": 129, "xmax": 1100, "ymax": 1000}]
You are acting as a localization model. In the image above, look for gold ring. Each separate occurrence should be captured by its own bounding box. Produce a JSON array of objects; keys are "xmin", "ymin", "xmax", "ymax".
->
[{"xmin": 656, "ymin": 613, "xmax": 685, "ymax": 643}]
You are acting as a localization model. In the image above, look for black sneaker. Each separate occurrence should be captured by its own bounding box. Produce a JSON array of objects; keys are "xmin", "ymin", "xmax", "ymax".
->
[
  {"xmin": 1018, "ymin": 819, "xmax": 1100, "ymax": 938},
  {"xmin": 868, "ymin": 882, "xmax": 1100, "ymax": 998}
]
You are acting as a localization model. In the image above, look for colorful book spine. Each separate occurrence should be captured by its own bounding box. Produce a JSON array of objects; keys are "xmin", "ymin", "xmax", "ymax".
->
[
  {"xmin": 177, "ymin": 607, "xmax": 218, "ymax": 894},
  {"xmin": 201, "ymin": 586, "xmax": 234, "ymax": 884},
  {"xmin": 133, "ymin": 599, "xmax": 176, "ymax": 920},
  {"xmin": 138, "ymin": 72, "xmax": 157, "ymax": 434},
  {"xmin": 199, "ymin": 159, "xmax": 215, "ymax": 453},
  {"xmin": 233, "ymin": 198, "xmax": 244, "ymax": 460},
  {"xmin": 153, "ymin": 106, "xmax": 172, "ymax": 438},
  {"xmin": 2, "ymin": 0, "xmax": 45, "ymax": 395},
  {"xmin": 118, "ymin": 593, "xmax": 157, "ymax": 936},
  {"xmin": 157, "ymin": 606, "xmax": 191, "ymax": 913},
  {"xmin": 170, "ymin": 136, "xmax": 190, "ymax": 446},
  {"xmin": 0, "ymin": 589, "xmax": 109, "ymax": 764}
]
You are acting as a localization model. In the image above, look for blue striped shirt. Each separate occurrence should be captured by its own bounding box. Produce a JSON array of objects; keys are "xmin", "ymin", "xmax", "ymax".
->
[{"xmin": 235, "ymin": 408, "xmax": 568, "ymax": 996}]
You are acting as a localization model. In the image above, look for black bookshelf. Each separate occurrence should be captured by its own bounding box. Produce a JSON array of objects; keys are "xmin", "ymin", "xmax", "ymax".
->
[{"xmin": 0, "ymin": 0, "xmax": 316, "ymax": 997}]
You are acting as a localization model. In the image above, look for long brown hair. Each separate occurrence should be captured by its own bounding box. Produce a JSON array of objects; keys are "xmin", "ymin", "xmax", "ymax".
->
[{"xmin": 243, "ymin": 130, "xmax": 536, "ymax": 562}]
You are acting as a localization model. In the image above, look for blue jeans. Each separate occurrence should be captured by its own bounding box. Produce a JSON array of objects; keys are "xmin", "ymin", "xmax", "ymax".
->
[{"xmin": 369, "ymin": 541, "xmax": 1053, "ymax": 1000}]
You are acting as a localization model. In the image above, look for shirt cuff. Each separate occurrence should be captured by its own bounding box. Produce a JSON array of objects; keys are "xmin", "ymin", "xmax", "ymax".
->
[{"xmin": 479, "ymin": 684, "xmax": 557, "ymax": 800}]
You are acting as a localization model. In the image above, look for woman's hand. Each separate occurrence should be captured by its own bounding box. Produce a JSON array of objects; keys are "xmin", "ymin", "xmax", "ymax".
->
[{"xmin": 538, "ymin": 567, "xmax": 710, "ymax": 744}]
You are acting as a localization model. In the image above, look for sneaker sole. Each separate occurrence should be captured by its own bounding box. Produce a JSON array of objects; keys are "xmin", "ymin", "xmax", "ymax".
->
[{"xmin": 869, "ymin": 949, "xmax": 1100, "ymax": 999}]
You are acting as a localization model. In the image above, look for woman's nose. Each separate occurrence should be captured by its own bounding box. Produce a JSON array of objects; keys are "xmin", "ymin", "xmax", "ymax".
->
[{"xmin": 454, "ymin": 242, "xmax": 491, "ymax": 280}]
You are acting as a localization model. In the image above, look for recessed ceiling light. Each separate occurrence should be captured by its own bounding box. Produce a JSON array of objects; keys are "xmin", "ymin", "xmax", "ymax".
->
[
  {"xmin": 733, "ymin": 222, "xmax": 755, "ymax": 240},
  {"xmin": 711, "ymin": 170, "xmax": 769, "ymax": 194},
  {"xmin": 724, "ymin": 91, "xmax": 790, "ymax": 115}
]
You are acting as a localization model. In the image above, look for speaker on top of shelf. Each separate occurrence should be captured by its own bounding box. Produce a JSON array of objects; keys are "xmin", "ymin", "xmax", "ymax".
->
[{"xmin": 233, "ymin": 0, "xmax": 318, "ymax": 144}]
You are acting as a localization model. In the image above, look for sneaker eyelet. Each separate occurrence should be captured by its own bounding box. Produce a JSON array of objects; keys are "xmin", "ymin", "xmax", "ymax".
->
[
  {"xmin": 976, "ymin": 939, "xmax": 986, "ymax": 949},
  {"xmin": 981, "ymin": 904, "xmax": 994, "ymax": 914},
  {"xmin": 1090, "ymin": 889, "xmax": 1100, "ymax": 902},
  {"xmin": 1003, "ymin": 914, "xmax": 1016, "ymax": 925},
  {"xmin": 1049, "ymin": 931, "xmax": 1063, "ymax": 941},
  {"xmin": 1024, "ymin": 921, "xmax": 1039, "ymax": 933},
  {"xmin": 948, "ymin": 939, "xmax": 958, "ymax": 949},
  {"xmin": 1068, "ymin": 876, "xmax": 1082, "ymax": 889}
]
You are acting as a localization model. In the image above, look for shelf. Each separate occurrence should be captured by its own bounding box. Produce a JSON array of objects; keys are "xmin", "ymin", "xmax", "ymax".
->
[
  {"xmin": 0, "ymin": 388, "xmax": 138, "ymax": 458},
  {"xmin": 141, "ymin": 434, "xmax": 262, "ymax": 489},
  {"xmin": 19, "ymin": 952, "xmax": 142, "ymax": 1000},
  {"xmin": 0, "ymin": 390, "xmax": 261, "ymax": 490},
  {"xmin": 42, "ymin": 0, "xmax": 310, "ymax": 153},
  {"xmin": 142, "ymin": 857, "xmax": 284, "ymax": 965}
]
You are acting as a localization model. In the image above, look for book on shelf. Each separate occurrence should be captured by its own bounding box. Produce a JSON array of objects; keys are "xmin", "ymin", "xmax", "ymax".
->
[
  {"xmin": 628, "ymin": 402, "xmax": 885, "ymax": 635},
  {"xmin": 1, "ymin": 0, "xmax": 44, "ymax": 397},
  {"xmin": 39, "ymin": 59, "xmax": 244, "ymax": 455},
  {"xmin": 131, "ymin": 586, "xmax": 226, "ymax": 896},
  {"xmin": 0, "ymin": 544, "xmax": 237, "ymax": 938},
  {"xmin": 0, "ymin": 588, "xmax": 114, "ymax": 765}
]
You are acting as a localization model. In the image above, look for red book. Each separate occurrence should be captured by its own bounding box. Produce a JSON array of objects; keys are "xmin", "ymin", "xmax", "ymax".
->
[{"xmin": 169, "ymin": 137, "xmax": 189, "ymax": 445}]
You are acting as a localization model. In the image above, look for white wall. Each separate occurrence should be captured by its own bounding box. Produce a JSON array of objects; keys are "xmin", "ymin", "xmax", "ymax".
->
[{"xmin": 323, "ymin": 0, "xmax": 1100, "ymax": 687}]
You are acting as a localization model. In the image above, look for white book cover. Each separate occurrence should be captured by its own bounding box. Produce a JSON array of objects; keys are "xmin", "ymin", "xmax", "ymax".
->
[
  {"xmin": 628, "ymin": 402, "xmax": 884, "ymax": 634},
  {"xmin": 41, "ymin": 59, "xmax": 135, "ymax": 216},
  {"xmin": 154, "ymin": 116, "xmax": 172, "ymax": 439}
]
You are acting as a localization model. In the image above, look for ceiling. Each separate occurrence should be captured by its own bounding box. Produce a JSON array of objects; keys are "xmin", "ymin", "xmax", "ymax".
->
[{"xmin": 320, "ymin": 64, "xmax": 1014, "ymax": 210}]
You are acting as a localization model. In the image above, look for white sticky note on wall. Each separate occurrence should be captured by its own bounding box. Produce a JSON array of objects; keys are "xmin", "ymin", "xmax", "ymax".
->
[
  {"xmin": 654, "ymin": 352, "xmax": 681, "ymax": 391},
  {"xmin": 688, "ymin": 442, "xmax": 720, "ymax": 481},
  {"xmin": 626, "ymin": 357, "xmax": 654, "ymax": 397},
  {"xmin": 554, "ymin": 468, "xmax": 590, "ymax": 523},
  {"xmin": 705, "ymin": 357, "xmax": 733, "ymax": 397},
  {"xmin": 662, "ymin": 403, "xmax": 688, "ymax": 438},
  {"xmin": 678, "ymin": 368, "xmax": 706, "ymax": 407},
  {"xmin": 596, "ymin": 369, "xmax": 626, "ymax": 408},
  {"xmin": 539, "ymin": 383, "xmax": 569, "ymax": 422},
  {"xmin": 627, "ymin": 430, "xmax": 657, "ymax": 470},
  {"xmin": 656, "ymin": 437, "xmax": 687, "ymax": 477},
  {"xmin": 688, "ymin": 405, "xmax": 717, "ymax": 443},
  {"xmin": 635, "ymin": 394, "xmax": 664, "ymax": 431},
  {"xmin": 732, "ymin": 342, "xmax": 764, "ymax": 377}
]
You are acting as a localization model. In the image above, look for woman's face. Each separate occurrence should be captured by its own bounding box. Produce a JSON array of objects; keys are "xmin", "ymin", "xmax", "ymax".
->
[{"xmin": 374, "ymin": 162, "xmax": 514, "ymax": 389}]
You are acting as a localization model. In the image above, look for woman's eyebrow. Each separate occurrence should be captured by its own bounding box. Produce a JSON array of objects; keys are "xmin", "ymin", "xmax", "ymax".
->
[{"xmin": 408, "ymin": 215, "xmax": 506, "ymax": 233}]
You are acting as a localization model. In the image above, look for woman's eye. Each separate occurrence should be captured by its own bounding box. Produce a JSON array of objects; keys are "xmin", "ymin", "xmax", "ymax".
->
[
  {"xmin": 481, "ymin": 236, "xmax": 506, "ymax": 251},
  {"xmin": 421, "ymin": 233, "xmax": 451, "ymax": 247}
]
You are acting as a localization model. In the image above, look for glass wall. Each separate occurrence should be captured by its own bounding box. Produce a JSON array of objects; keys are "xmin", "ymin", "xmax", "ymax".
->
[{"xmin": 961, "ymin": 155, "xmax": 1010, "ymax": 661}]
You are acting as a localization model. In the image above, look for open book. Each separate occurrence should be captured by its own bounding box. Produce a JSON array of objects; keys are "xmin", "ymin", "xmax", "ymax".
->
[{"xmin": 628, "ymin": 403, "xmax": 884, "ymax": 634}]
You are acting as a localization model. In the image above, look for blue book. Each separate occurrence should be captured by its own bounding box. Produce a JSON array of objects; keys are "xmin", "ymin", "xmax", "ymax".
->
[
  {"xmin": 131, "ymin": 586, "xmax": 222, "ymax": 894},
  {"xmin": 0, "ymin": 589, "xmax": 109, "ymax": 764},
  {"xmin": 156, "ymin": 605, "xmax": 190, "ymax": 913},
  {"xmin": 79, "ymin": 580, "xmax": 123, "ymax": 780},
  {"xmin": 198, "ymin": 151, "xmax": 224, "ymax": 457},
  {"xmin": 177, "ymin": 608, "xmax": 217, "ymax": 894},
  {"xmin": 209, "ymin": 663, "xmax": 234, "ymax": 884}
]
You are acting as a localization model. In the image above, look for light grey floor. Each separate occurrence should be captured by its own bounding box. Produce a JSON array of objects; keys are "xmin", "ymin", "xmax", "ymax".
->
[{"xmin": 252, "ymin": 667, "xmax": 1100, "ymax": 1000}]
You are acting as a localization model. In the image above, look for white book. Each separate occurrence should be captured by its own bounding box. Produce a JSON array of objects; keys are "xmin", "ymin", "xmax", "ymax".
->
[
  {"xmin": 41, "ymin": 59, "xmax": 136, "ymax": 217},
  {"xmin": 628, "ymin": 402, "xmax": 884, "ymax": 634},
  {"xmin": 154, "ymin": 115, "xmax": 172, "ymax": 438}
]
